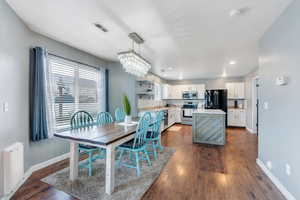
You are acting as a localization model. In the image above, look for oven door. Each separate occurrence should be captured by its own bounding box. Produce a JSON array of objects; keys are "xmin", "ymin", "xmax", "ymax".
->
[{"xmin": 182, "ymin": 109, "xmax": 193, "ymax": 119}]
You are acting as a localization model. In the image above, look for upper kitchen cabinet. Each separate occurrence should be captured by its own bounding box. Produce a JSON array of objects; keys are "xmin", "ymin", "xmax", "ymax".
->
[
  {"xmin": 162, "ymin": 84, "xmax": 170, "ymax": 99},
  {"xmin": 170, "ymin": 85, "xmax": 182, "ymax": 99},
  {"xmin": 196, "ymin": 84, "xmax": 205, "ymax": 99},
  {"xmin": 226, "ymin": 82, "xmax": 245, "ymax": 99},
  {"xmin": 162, "ymin": 84, "xmax": 205, "ymax": 99}
]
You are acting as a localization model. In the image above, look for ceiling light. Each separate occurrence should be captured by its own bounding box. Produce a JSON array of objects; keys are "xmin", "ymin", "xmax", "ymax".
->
[
  {"xmin": 179, "ymin": 74, "xmax": 183, "ymax": 80},
  {"xmin": 118, "ymin": 33, "xmax": 151, "ymax": 77},
  {"xmin": 229, "ymin": 60, "xmax": 236, "ymax": 65},
  {"xmin": 229, "ymin": 9, "xmax": 242, "ymax": 17},
  {"xmin": 167, "ymin": 67, "xmax": 173, "ymax": 70}
]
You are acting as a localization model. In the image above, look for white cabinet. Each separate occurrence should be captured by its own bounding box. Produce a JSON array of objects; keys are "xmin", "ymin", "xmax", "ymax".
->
[
  {"xmin": 175, "ymin": 108, "xmax": 182, "ymax": 123},
  {"xmin": 196, "ymin": 84, "xmax": 205, "ymax": 99},
  {"xmin": 168, "ymin": 108, "xmax": 176, "ymax": 127},
  {"xmin": 226, "ymin": 82, "xmax": 245, "ymax": 99},
  {"xmin": 169, "ymin": 85, "xmax": 181, "ymax": 99},
  {"xmin": 166, "ymin": 84, "xmax": 205, "ymax": 99},
  {"xmin": 162, "ymin": 84, "xmax": 170, "ymax": 99},
  {"xmin": 228, "ymin": 109, "xmax": 246, "ymax": 127},
  {"xmin": 154, "ymin": 83, "xmax": 162, "ymax": 100},
  {"xmin": 167, "ymin": 108, "xmax": 181, "ymax": 127}
]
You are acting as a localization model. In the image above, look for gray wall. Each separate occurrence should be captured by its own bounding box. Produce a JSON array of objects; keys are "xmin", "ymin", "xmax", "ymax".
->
[
  {"xmin": 0, "ymin": 1, "xmax": 108, "ymax": 196},
  {"xmin": 259, "ymin": 1, "xmax": 300, "ymax": 198},
  {"xmin": 167, "ymin": 77, "xmax": 244, "ymax": 89},
  {"xmin": 108, "ymin": 62, "xmax": 138, "ymax": 117}
]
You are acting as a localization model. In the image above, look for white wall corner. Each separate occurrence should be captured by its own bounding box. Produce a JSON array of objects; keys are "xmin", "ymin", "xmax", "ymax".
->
[
  {"xmin": 3, "ymin": 153, "xmax": 70, "ymax": 200},
  {"xmin": 256, "ymin": 159, "xmax": 296, "ymax": 200}
]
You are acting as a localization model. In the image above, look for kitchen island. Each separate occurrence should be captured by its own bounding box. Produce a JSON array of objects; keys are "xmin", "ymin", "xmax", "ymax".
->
[{"xmin": 192, "ymin": 109, "xmax": 226, "ymax": 145}]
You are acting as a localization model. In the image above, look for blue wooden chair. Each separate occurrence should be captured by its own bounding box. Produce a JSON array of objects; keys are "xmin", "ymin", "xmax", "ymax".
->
[
  {"xmin": 96, "ymin": 112, "xmax": 114, "ymax": 125},
  {"xmin": 145, "ymin": 111, "xmax": 164, "ymax": 160},
  {"xmin": 95, "ymin": 112, "xmax": 114, "ymax": 159},
  {"xmin": 117, "ymin": 112, "xmax": 152, "ymax": 176},
  {"xmin": 115, "ymin": 107, "xmax": 125, "ymax": 122},
  {"xmin": 70, "ymin": 111, "xmax": 100, "ymax": 176}
]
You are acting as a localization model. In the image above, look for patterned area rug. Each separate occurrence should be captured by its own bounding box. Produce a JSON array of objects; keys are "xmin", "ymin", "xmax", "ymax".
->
[
  {"xmin": 42, "ymin": 147, "xmax": 175, "ymax": 200},
  {"xmin": 167, "ymin": 125, "xmax": 182, "ymax": 132}
]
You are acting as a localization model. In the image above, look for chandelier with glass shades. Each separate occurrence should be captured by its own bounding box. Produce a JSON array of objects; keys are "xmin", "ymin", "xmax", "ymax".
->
[{"xmin": 118, "ymin": 33, "xmax": 151, "ymax": 77}]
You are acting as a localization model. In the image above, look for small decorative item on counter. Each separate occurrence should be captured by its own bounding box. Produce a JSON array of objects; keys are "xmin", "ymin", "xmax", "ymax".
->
[{"xmin": 123, "ymin": 94, "xmax": 132, "ymax": 124}]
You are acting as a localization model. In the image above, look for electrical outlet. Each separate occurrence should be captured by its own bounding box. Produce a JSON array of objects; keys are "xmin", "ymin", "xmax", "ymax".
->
[
  {"xmin": 286, "ymin": 164, "xmax": 291, "ymax": 176},
  {"xmin": 267, "ymin": 161, "xmax": 272, "ymax": 170}
]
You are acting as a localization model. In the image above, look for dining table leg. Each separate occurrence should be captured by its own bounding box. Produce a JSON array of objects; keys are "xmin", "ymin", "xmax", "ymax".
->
[
  {"xmin": 105, "ymin": 144, "xmax": 115, "ymax": 195},
  {"xmin": 70, "ymin": 142, "xmax": 79, "ymax": 181}
]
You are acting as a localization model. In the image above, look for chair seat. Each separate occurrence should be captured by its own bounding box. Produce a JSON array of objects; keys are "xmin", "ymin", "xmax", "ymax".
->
[
  {"xmin": 120, "ymin": 139, "xmax": 145, "ymax": 149},
  {"xmin": 79, "ymin": 144, "xmax": 98, "ymax": 150},
  {"xmin": 146, "ymin": 131, "xmax": 159, "ymax": 139}
]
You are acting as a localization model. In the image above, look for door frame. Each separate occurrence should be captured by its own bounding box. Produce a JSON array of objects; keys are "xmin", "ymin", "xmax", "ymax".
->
[{"xmin": 251, "ymin": 76, "xmax": 259, "ymax": 134}]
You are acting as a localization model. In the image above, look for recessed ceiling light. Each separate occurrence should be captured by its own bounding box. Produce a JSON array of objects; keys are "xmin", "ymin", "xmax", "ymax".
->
[
  {"xmin": 229, "ymin": 9, "xmax": 242, "ymax": 17},
  {"xmin": 167, "ymin": 67, "xmax": 173, "ymax": 70},
  {"xmin": 229, "ymin": 60, "xmax": 236, "ymax": 65}
]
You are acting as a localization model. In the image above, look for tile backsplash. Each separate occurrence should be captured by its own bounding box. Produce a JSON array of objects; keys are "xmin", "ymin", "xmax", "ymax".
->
[{"xmin": 137, "ymin": 99, "xmax": 166, "ymax": 109}]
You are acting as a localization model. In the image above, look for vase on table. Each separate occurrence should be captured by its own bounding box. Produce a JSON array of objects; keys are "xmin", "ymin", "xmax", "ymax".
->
[{"xmin": 125, "ymin": 115, "xmax": 132, "ymax": 124}]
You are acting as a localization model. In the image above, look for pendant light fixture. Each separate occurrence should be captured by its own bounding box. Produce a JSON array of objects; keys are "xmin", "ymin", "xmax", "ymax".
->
[{"xmin": 118, "ymin": 32, "xmax": 151, "ymax": 77}]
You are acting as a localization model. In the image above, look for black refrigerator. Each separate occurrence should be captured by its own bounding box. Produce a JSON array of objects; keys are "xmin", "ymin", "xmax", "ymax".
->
[{"xmin": 205, "ymin": 90, "xmax": 228, "ymax": 126}]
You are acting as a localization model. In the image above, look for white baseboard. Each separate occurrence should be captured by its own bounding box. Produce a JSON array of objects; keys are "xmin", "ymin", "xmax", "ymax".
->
[
  {"xmin": 2, "ymin": 153, "xmax": 70, "ymax": 200},
  {"xmin": 30, "ymin": 153, "xmax": 70, "ymax": 172},
  {"xmin": 256, "ymin": 159, "xmax": 296, "ymax": 200},
  {"xmin": 246, "ymin": 126, "xmax": 256, "ymax": 134}
]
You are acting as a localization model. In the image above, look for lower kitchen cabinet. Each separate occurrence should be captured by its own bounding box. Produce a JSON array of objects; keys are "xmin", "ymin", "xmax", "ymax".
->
[
  {"xmin": 168, "ymin": 108, "xmax": 176, "ymax": 127},
  {"xmin": 228, "ymin": 109, "xmax": 246, "ymax": 127}
]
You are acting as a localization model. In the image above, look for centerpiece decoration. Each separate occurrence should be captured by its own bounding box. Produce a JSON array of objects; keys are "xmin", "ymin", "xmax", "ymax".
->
[{"xmin": 123, "ymin": 94, "xmax": 132, "ymax": 124}]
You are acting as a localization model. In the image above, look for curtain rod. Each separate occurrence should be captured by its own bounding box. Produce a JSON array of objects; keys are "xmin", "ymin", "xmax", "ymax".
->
[{"xmin": 48, "ymin": 52, "xmax": 105, "ymax": 70}]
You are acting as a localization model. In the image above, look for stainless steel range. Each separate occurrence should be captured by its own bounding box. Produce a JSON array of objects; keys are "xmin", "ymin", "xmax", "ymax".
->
[{"xmin": 181, "ymin": 102, "xmax": 198, "ymax": 125}]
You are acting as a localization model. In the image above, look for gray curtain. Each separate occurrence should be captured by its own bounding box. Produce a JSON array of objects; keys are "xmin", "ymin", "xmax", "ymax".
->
[{"xmin": 29, "ymin": 47, "xmax": 48, "ymax": 141}]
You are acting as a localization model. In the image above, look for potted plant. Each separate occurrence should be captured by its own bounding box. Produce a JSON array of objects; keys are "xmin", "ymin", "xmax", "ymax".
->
[{"xmin": 123, "ymin": 94, "xmax": 132, "ymax": 124}]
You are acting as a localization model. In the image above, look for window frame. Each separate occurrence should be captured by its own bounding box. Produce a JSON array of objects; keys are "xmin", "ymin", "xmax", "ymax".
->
[{"xmin": 47, "ymin": 54, "xmax": 106, "ymax": 132}]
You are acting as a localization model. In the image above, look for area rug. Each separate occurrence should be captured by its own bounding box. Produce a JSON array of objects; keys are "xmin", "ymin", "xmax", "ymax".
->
[
  {"xmin": 167, "ymin": 125, "xmax": 182, "ymax": 132},
  {"xmin": 42, "ymin": 147, "xmax": 175, "ymax": 200}
]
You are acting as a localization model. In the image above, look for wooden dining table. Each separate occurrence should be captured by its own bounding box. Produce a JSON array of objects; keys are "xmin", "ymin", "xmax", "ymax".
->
[{"xmin": 54, "ymin": 121, "xmax": 141, "ymax": 195}]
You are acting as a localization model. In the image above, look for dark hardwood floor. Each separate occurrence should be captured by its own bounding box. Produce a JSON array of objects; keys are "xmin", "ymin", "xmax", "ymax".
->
[{"xmin": 12, "ymin": 125, "xmax": 285, "ymax": 200}]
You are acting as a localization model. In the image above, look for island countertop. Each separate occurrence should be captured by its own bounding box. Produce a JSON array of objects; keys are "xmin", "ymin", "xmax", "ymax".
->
[{"xmin": 193, "ymin": 109, "xmax": 226, "ymax": 115}]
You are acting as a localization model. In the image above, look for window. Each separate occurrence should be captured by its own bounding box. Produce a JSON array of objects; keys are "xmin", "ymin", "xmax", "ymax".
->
[{"xmin": 47, "ymin": 55, "xmax": 105, "ymax": 131}]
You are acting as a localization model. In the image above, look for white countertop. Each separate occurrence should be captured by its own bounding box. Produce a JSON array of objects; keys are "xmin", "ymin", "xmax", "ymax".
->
[
  {"xmin": 139, "ymin": 106, "xmax": 179, "ymax": 112},
  {"xmin": 193, "ymin": 109, "xmax": 226, "ymax": 115}
]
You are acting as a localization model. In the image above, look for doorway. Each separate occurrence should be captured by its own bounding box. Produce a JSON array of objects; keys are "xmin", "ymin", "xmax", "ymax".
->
[{"xmin": 252, "ymin": 77, "xmax": 259, "ymax": 134}]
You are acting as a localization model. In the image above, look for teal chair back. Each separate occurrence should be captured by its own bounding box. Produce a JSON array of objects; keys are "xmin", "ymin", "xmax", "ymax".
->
[
  {"xmin": 150, "ymin": 111, "xmax": 164, "ymax": 138},
  {"xmin": 133, "ymin": 112, "xmax": 151, "ymax": 148},
  {"xmin": 115, "ymin": 107, "xmax": 125, "ymax": 122},
  {"xmin": 96, "ymin": 112, "xmax": 113, "ymax": 125},
  {"xmin": 70, "ymin": 111, "xmax": 94, "ymax": 129}
]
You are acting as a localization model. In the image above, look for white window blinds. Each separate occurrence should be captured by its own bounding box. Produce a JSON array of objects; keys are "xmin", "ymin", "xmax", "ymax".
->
[{"xmin": 47, "ymin": 55, "xmax": 105, "ymax": 132}]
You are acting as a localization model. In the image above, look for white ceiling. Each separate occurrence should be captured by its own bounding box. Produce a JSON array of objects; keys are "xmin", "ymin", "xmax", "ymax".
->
[{"xmin": 7, "ymin": 0, "xmax": 292, "ymax": 80}]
